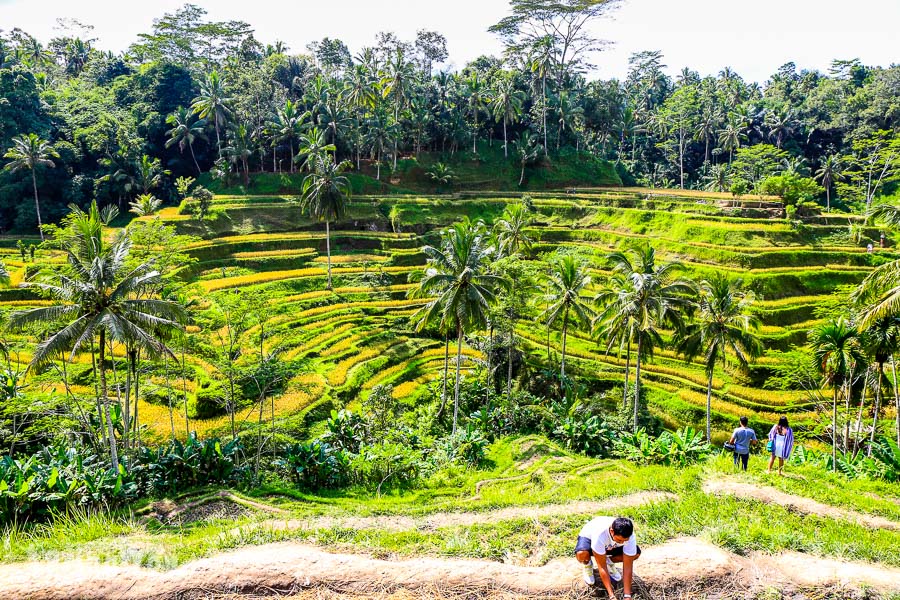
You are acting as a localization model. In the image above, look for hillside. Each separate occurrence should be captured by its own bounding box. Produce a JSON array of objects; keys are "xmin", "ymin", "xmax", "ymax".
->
[
  {"xmin": 3, "ymin": 186, "xmax": 892, "ymax": 444},
  {"xmin": 3, "ymin": 186, "xmax": 900, "ymax": 598}
]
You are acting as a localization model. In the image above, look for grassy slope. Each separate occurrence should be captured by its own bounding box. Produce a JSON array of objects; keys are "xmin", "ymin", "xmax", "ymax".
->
[{"xmin": 4, "ymin": 436, "xmax": 899, "ymax": 575}]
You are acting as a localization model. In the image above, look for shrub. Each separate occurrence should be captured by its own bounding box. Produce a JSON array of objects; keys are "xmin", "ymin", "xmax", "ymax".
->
[
  {"xmin": 350, "ymin": 441, "xmax": 422, "ymax": 493},
  {"xmin": 792, "ymin": 436, "xmax": 900, "ymax": 482},
  {"xmin": 191, "ymin": 380, "xmax": 226, "ymax": 419},
  {"xmin": 133, "ymin": 435, "xmax": 247, "ymax": 494},
  {"xmin": 321, "ymin": 409, "xmax": 367, "ymax": 454},
  {"xmin": 615, "ymin": 427, "xmax": 711, "ymax": 467},
  {"xmin": 276, "ymin": 441, "xmax": 349, "ymax": 490},
  {"xmin": 554, "ymin": 414, "xmax": 615, "ymax": 458},
  {"xmin": 0, "ymin": 443, "xmax": 137, "ymax": 524},
  {"xmin": 441, "ymin": 426, "xmax": 488, "ymax": 467}
]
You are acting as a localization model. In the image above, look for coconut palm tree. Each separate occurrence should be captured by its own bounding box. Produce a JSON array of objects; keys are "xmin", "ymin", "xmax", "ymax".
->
[
  {"xmin": 465, "ymin": 72, "xmax": 491, "ymax": 153},
  {"xmin": 3, "ymin": 133, "xmax": 59, "ymax": 240},
  {"xmin": 165, "ymin": 107, "xmax": 206, "ymax": 174},
  {"xmin": 676, "ymin": 274, "xmax": 762, "ymax": 440},
  {"xmin": 513, "ymin": 130, "xmax": 543, "ymax": 187},
  {"xmin": 296, "ymin": 127, "xmax": 336, "ymax": 174},
  {"xmin": 529, "ymin": 37, "xmax": 554, "ymax": 153},
  {"xmin": 413, "ymin": 220, "xmax": 506, "ymax": 433},
  {"xmin": 129, "ymin": 194, "xmax": 162, "ymax": 217},
  {"xmin": 554, "ymin": 90, "xmax": 584, "ymax": 151},
  {"xmin": 593, "ymin": 269, "xmax": 640, "ymax": 410},
  {"xmin": 135, "ymin": 154, "xmax": 169, "ymax": 195},
  {"xmin": 810, "ymin": 318, "xmax": 863, "ymax": 471},
  {"xmin": 491, "ymin": 77, "xmax": 525, "ymax": 158},
  {"xmin": 191, "ymin": 70, "xmax": 233, "ymax": 160},
  {"xmin": 861, "ymin": 317, "xmax": 900, "ymax": 454},
  {"xmin": 606, "ymin": 246, "xmax": 694, "ymax": 431},
  {"xmin": 543, "ymin": 254, "xmax": 594, "ymax": 382},
  {"xmin": 268, "ymin": 100, "xmax": 309, "ymax": 173},
  {"xmin": 300, "ymin": 156, "xmax": 351, "ymax": 290},
  {"xmin": 815, "ymin": 154, "xmax": 843, "ymax": 212},
  {"xmin": 7, "ymin": 203, "xmax": 186, "ymax": 469},
  {"xmin": 494, "ymin": 203, "xmax": 532, "ymax": 259}
]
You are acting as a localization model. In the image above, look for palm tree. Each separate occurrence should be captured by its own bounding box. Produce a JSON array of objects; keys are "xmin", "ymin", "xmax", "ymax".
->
[
  {"xmin": 494, "ymin": 203, "xmax": 532, "ymax": 259},
  {"xmin": 300, "ymin": 157, "xmax": 351, "ymax": 290},
  {"xmin": 381, "ymin": 48, "xmax": 415, "ymax": 170},
  {"xmin": 466, "ymin": 72, "xmax": 491, "ymax": 153},
  {"xmin": 513, "ymin": 130, "xmax": 543, "ymax": 187},
  {"xmin": 129, "ymin": 194, "xmax": 162, "ymax": 217},
  {"xmin": 810, "ymin": 318, "xmax": 863, "ymax": 471},
  {"xmin": 165, "ymin": 107, "xmax": 206, "ymax": 174},
  {"xmin": 135, "ymin": 154, "xmax": 169, "ymax": 195},
  {"xmin": 554, "ymin": 90, "xmax": 584, "ymax": 151},
  {"xmin": 529, "ymin": 37, "xmax": 554, "ymax": 153},
  {"xmin": 861, "ymin": 317, "xmax": 900, "ymax": 454},
  {"xmin": 676, "ymin": 275, "xmax": 762, "ymax": 440},
  {"xmin": 225, "ymin": 123, "xmax": 253, "ymax": 186},
  {"xmin": 815, "ymin": 154, "xmax": 843, "ymax": 212},
  {"xmin": 413, "ymin": 221, "xmax": 506, "ymax": 433},
  {"xmin": 594, "ymin": 269, "xmax": 639, "ymax": 410},
  {"xmin": 543, "ymin": 255, "xmax": 594, "ymax": 382},
  {"xmin": 7, "ymin": 203, "xmax": 186, "ymax": 469},
  {"xmin": 269, "ymin": 100, "xmax": 309, "ymax": 173},
  {"xmin": 191, "ymin": 71, "xmax": 233, "ymax": 160},
  {"xmin": 606, "ymin": 246, "xmax": 694, "ymax": 431},
  {"xmin": 296, "ymin": 127, "xmax": 337, "ymax": 173},
  {"xmin": 491, "ymin": 77, "xmax": 525, "ymax": 158},
  {"xmin": 3, "ymin": 133, "xmax": 59, "ymax": 240},
  {"xmin": 718, "ymin": 118, "xmax": 745, "ymax": 165},
  {"xmin": 494, "ymin": 204, "xmax": 533, "ymax": 396}
]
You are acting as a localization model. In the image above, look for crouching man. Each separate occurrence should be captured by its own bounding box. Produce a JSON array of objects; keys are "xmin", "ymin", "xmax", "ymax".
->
[{"xmin": 575, "ymin": 516, "xmax": 640, "ymax": 599}]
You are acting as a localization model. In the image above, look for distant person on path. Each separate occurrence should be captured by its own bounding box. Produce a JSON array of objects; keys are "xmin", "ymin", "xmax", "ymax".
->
[
  {"xmin": 767, "ymin": 416, "xmax": 794, "ymax": 476},
  {"xmin": 575, "ymin": 516, "xmax": 640, "ymax": 598},
  {"xmin": 728, "ymin": 416, "xmax": 758, "ymax": 471}
]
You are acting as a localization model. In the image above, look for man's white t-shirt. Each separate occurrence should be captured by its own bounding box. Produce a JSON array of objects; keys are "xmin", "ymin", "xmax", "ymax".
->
[{"xmin": 579, "ymin": 517, "xmax": 638, "ymax": 556}]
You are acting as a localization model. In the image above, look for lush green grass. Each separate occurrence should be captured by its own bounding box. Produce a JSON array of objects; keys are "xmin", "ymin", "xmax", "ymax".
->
[{"xmin": 4, "ymin": 438, "xmax": 899, "ymax": 574}]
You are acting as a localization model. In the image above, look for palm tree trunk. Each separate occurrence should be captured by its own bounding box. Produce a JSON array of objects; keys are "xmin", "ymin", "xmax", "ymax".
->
[
  {"xmin": 453, "ymin": 323, "xmax": 464, "ymax": 435},
  {"xmin": 325, "ymin": 220, "xmax": 332, "ymax": 289},
  {"xmin": 892, "ymin": 355, "xmax": 900, "ymax": 448},
  {"xmin": 215, "ymin": 123, "xmax": 222, "ymax": 161},
  {"xmin": 31, "ymin": 170, "xmax": 44, "ymax": 241},
  {"xmin": 855, "ymin": 370, "xmax": 869, "ymax": 457},
  {"xmin": 182, "ymin": 339, "xmax": 190, "ymax": 438},
  {"xmin": 623, "ymin": 338, "xmax": 631, "ymax": 410},
  {"xmin": 507, "ymin": 323, "xmax": 514, "ymax": 399},
  {"xmin": 486, "ymin": 322, "xmax": 493, "ymax": 406},
  {"xmin": 869, "ymin": 364, "xmax": 884, "ymax": 456},
  {"xmin": 542, "ymin": 76, "xmax": 548, "ymax": 153},
  {"xmin": 825, "ymin": 186, "xmax": 831, "ymax": 212},
  {"xmin": 165, "ymin": 353, "xmax": 175, "ymax": 440},
  {"xmin": 519, "ymin": 160, "xmax": 526, "ymax": 186},
  {"xmin": 633, "ymin": 335, "xmax": 643, "ymax": 432},
  {"xmin": 189, "ymin": 142, "xmax": 201, "ymax": 174},
  {"xmin": 503, "ymin": 119, "xmax": 508, "ymax": 158},
  {"xmin": 832, "ymin": 386, "xmax": 839, "ymax": 471},
  {"xmin": 843, "ymin": 371, "xmax": 853, "ymax": 455},
  {"xmin": 133, "ymin": 350, "xmax": 141, "ymax": 450},
  {"xmin": 705, "ymin": 369, "xmax": 714, "ymax": 441},
  {"xmin": 99, "ymin": 330, "xmax": 119, "ymax": 471},
  {"xmin": 437, "ymin": 332, "xmax": 450, "ymax": 419},
  {"xmin": 560, "ymin": 308, "xmax": 569, "ymax": 380}
]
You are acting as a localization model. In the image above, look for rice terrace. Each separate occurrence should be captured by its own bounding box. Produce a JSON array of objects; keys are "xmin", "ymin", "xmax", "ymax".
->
[{"xmin": 1, "ymin": 0, "xmax": 900, "ymax": 598}]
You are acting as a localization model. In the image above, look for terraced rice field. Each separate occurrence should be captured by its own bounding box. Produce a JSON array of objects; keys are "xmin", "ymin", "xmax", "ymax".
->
[{"xmin": 2, "ymin": 188, "xmax": 894, "ymax": 442}]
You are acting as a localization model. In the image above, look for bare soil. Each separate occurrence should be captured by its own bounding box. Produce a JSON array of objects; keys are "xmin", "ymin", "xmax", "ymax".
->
[
  {"xmin": 232, "ymin": 491, "xmax": 677, "ymax": 538},
  {"xmin": 702, "ymin": 477, "xmax": 900, "ymax": 531},
  {"xmin": 2, "ymin": 537, "xmax": 899, "ymax": 600}
]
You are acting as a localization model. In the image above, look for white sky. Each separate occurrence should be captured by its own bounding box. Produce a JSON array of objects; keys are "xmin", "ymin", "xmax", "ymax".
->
[{"xmin": 2, "ymin": 0, "xmax": 898, "ymax": 83}]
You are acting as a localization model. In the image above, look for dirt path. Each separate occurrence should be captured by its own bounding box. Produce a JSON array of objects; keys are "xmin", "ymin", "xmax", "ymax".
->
[
  {"xmin": 703, "ymin": 477, "xmax": 900, "ymax": 531},
  {"xmin": 3, "ymin": 536, "xmax": 899, "ymax": 599},
  {"xmin": 234, "ymin": 491, "xmax": 676, "ymax": 537}
]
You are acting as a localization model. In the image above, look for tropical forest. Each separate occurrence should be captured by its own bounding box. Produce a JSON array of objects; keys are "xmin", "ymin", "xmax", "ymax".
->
[{"xmin": 0, "ymin": 0, "xmax": 899, "ymax": 598}]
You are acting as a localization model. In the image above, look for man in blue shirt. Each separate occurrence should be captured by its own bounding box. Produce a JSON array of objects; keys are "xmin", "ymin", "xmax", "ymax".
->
[{"xmin": 728, "ymin": 416, "xmax": 758, "ymax": 471}]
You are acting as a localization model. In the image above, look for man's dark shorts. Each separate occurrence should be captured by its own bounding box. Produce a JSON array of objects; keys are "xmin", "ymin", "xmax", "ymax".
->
[{"xmin": 574, "ymin": 536, "xmax": 641, "ymax": 556}]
